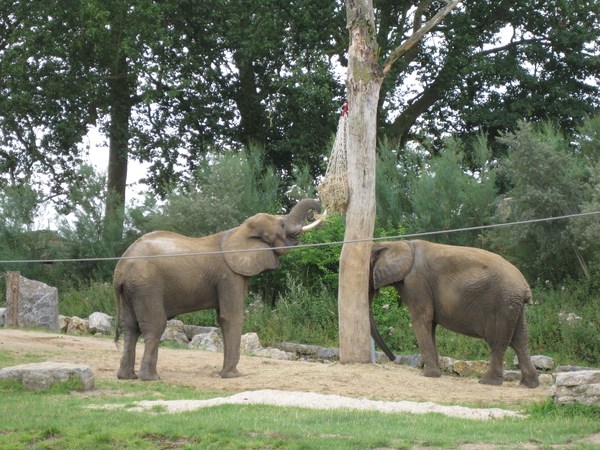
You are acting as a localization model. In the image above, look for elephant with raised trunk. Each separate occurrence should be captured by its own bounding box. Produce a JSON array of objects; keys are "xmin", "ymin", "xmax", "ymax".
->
[
  {"xmin": 114, "ymin": 198, "xmax": 323, "ymax": 380},
  {"xmin": 369, "ymin": 240, "xmax": 539, "ymax": 388}
]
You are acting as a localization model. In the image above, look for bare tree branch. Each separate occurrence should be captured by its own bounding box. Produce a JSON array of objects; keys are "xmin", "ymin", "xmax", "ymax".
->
[{"xmin": 383, "ymin": 0, "xmax": 460, "ymax": 77}]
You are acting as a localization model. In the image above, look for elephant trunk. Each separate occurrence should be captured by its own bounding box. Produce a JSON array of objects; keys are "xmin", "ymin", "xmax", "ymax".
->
[
  {"xmin": 369, "ymin": 290, "xmax": 397, "ymax": 362},
  {"xmin": 284, "ymin": 199, "xmax": 322, "ymax": 235}
]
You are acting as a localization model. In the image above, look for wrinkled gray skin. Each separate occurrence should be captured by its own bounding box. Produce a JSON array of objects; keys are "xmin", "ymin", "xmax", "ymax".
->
[
  {"xmin": 369, "ymin": 240, "xmax": 539, "ymax": 388},
  {"xmin": 114, "ymin": 199, "xmax": 322, "ymax": 380}
]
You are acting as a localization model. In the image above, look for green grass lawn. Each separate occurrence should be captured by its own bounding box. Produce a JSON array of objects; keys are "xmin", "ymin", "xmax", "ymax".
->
[{"xmin": 1, "ymin": 350, "xmax": 599, "ymax": 449}]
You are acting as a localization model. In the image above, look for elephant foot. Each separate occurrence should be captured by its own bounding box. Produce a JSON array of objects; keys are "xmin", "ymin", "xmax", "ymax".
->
[
  {"xmin": 137, "ymin": 370, "xmax": 162, "ymax": 381},
  {"xmin": 220, "ymin": 368, "xmax": 243, "ymax": 379},
  {"xmin": 519, "ymin": 376, "xmax": 540, "ymax": 389},
  {"xmin": 117, "ymin": 369, "xmax": 138, "ymax": 380},
  {"xmin": 479, "ymin": 374, "xmax": 503, "ymax": 386},
  {"xmin": 420, "ymin": 366, "xmax": 441, "ymax": 378}
]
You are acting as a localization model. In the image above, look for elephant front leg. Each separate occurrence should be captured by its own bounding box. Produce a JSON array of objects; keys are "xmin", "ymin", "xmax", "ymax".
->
[
  {"xmin": 217, "ymin": 284, "xmax": 246, "ymax": 379},
  {"xmin": 413, "ymin": 321, "xmax": 442, "ymax": 378},
  {"xmin": 218, "ymin": 313, "xmax": 243, "ymax": 378}
]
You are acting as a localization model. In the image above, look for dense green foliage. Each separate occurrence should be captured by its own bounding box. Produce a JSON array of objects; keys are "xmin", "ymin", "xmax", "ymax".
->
[{"xmin": 2, "ymin": 0, "xmax": 598, "ymax": 212}]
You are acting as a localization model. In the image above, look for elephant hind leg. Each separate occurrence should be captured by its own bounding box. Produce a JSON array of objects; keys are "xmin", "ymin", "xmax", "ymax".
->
[
  {"xmin": 117, "ymin": 328, "xmax": 141, "ymax": 379},
  {"xmin": 116, "ymin": 299, "xmax": 141, "ymax": 380},
  {"xmin": 137, "ymin": 318, "xmax": 167, "ymax": 381},
  {"xmin": 510, "ymin": 312, "xmax": 539, "ymax": 389},
  {"xmin": 131, "ymin": 296, "xmax": 167, "ymax": 381},
  {"xmin": 479, "ymin": 320, "xmax": 511, "ymax": 386},
  {"xmin": 479, "ymin": 346, "xmax": 506, "ymax": 386}
]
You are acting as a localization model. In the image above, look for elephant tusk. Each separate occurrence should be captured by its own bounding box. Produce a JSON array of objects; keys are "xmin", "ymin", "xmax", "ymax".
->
[{"xmin": 300, "ymin": 210, "xmax": 327, "ymax": 233}]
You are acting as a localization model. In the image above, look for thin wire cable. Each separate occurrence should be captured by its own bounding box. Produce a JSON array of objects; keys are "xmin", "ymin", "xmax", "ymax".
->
[{"xmin": 1, "ymin": 210, "xmax": 599, "ymax": 265}]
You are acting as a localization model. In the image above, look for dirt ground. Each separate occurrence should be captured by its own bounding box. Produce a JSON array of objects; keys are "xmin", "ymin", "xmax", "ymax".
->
[
  {"xmin": 0, "ymin": 328, "xmax": 548, "ymax": 408},
  {"xmin": 5, "ymin": 329, "xmax": 600, "ymax": 449}
]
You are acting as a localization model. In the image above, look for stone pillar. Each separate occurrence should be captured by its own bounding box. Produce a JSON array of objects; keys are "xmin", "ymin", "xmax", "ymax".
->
[{"xmin": 4, "ymin": 272, "xmax": 59, "ymax": 330}]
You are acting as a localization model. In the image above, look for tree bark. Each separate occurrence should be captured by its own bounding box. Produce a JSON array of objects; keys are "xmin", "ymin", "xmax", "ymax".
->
[
  {"xmin": 103, "ymin": 51, "xmax": 132, "ymax": 243},
  {"xmin": 338, "ymin": 0, "xmax": 382, "ymax": 364},
  {"xmin": 339, "ymin": 0, "xmax": 459, "ymax": 363}
]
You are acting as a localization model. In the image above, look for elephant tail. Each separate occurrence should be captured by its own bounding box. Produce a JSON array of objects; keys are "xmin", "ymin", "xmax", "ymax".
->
[
  {"xmin": 113, "ymin": 282, "xmax": 123, "ymax": 348},
  {"xmin": 524, "ymin": 286, "xmax": 533, "ymax": 305},
  {"xmin": 369, "ymin": 290, "xmax": 397, "ymax": 362}
]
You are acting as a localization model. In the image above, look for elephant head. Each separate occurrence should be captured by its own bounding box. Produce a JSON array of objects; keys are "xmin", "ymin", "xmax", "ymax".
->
[
  {"xmin": 221, "ymin": 198, "xmax": 323, "ymax": 276},
  {"xmin": 371, "ymin": 241, "xmax": 415, "ymax": 290}
]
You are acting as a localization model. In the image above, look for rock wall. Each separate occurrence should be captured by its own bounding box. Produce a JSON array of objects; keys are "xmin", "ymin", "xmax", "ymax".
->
[{"xmin": 550, "ymin": 370, "xmax": 600, "ymax": 406}]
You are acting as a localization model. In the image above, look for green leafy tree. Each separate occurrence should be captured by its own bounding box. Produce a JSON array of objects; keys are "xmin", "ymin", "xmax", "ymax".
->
[
  {"xmin": 378, "ymin": 134, "xmax": 497, "ymax": 248},
  {"xmin": 132, "ymin": 147, "xmax": 282, "ymax": 238},
  {"xmin": 495, "ymin": 121, "xmax": 591, "ymax": 281},
  {"xmin": 378, "ymin": 0, "xmax": 600, "ymax": 149},
  {"xmin": 375, "ymin": 138, "xmax": 423, "ymax": 229},
  {"xmin": 1, "ymin": 0, "xmax": 343, "ymax": 241},
  {"xmin": 566, "ymin": 115, "xmax": 600, "ymax": 281}
]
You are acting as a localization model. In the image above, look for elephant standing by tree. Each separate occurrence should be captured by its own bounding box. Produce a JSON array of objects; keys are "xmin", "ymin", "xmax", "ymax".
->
[
  {"xmin": 114, "ymin": 199, "xmax": 322, "ymax": 380},
  {"xmin": 369, "ymin": 240, "xmax": 539, "ymax": 388}
]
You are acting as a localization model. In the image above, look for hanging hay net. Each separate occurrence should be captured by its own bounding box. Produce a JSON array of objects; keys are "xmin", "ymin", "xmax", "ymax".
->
[{"xmin": 318, "ymin": 105, "xmax": 349, "ymax": 213}]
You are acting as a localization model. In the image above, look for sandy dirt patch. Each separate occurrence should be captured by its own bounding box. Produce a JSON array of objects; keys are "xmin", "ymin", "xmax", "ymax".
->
[
  {"xmin": 0, "ymin": 328, "xmax": 547, "ymax": 408},
  {"xmin": 107, "ymin": 389, "xmax": 522, "ymax": 420}
]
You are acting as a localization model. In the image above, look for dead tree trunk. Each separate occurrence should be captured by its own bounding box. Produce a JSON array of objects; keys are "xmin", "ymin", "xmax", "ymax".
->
[
  {"xmin": 338, "ymin": 0, "xmax": 460, "ymax": 363},
  {"xmin": 338, "ymin": 0, "xmax": 382, "ymax": 364}
]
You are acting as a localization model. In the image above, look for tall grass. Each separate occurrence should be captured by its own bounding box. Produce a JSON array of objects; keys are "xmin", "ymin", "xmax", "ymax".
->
[
  {"xmin": 59, "ymin": 282, "xmax": 116, "ymax": 318},
  {"xmin": 527, "ymin": 282, "xmax": 600, "ymax": 366},
  {"xmin": 243, "ymin": 275, "xmax": 339, "ymax": 348}
]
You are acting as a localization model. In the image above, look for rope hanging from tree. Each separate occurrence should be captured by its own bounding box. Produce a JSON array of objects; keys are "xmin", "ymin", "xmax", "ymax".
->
[{"xmin": 318, "ymin": 102, "xmax": 349, "ymax": 213}]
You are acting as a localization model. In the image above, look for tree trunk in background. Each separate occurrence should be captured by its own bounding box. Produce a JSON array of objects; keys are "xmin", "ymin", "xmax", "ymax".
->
[
  {"xmin": 103, "ymin": 51, "xmax": 132, "ymax": 243},
  {"xmin": 338, "ymin": 0, "xmax": 382, "ymax": 364}
]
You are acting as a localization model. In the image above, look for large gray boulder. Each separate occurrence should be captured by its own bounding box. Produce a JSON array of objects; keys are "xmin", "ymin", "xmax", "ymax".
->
[
  {"xmin": 88, "ymin": 312, "xmax": 113, "ymax": 335},
  {"xmin": 189, "ymin": 332, "xmax": 223, "ymax": 352},
  {"xmin": 5, "ymin": 275, "xmax": 59, "ymax": 330},
  {"xmin": 67, "ymin": 316, "xmax": 89, "ymax": 335},
  {"xmin": 255, "ymin": 347, "xmax": 295, "ymax": 360},
  {"xmin": 183, "ymin": 325, "xmax": 221, "ymax": 340},
  {"xmin": 240, "ymin": 332, "xmax": 262, "ymax": 354},
  {"xmin": 394, "ymin": 354, "xmax": 422, "ymax": 368},
  {"xmin": 514, "ymin": 355, "xmax": 554, "ymax": 371},
  {"xmin": 160, "ymin": 320, "xmax": 189, "ymax": 345},
  {"xmin": 0, "ymin": 362, "xmax": 95, "ymax": 391}
]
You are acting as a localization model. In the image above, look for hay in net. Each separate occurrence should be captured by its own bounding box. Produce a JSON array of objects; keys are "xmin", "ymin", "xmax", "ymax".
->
[{"xmin": 318, "ymin": 113, "xmax": 349, "ymax": 213}]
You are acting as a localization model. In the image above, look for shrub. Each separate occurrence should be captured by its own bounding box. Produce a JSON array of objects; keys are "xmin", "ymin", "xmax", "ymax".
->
[
  {"xmin": 59, "ymin": 282, "xmax": 115, "ymax": 318},
  {"xmin": 244, "ymin": 275, "xmax": 339, "ymax": 348},
  {"xmin": 527, "ymin": 282, "xmax": 600, "ymax": 367}
]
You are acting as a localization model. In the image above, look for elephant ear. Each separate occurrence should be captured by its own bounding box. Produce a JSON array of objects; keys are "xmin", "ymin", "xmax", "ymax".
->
[
  {"xmin": 372, "ymin": 241, "xmax": 414, "ymax": 289},
  {"xmin": 221, "ymin": 224, "xmax": 279, "ymax": 277}
]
